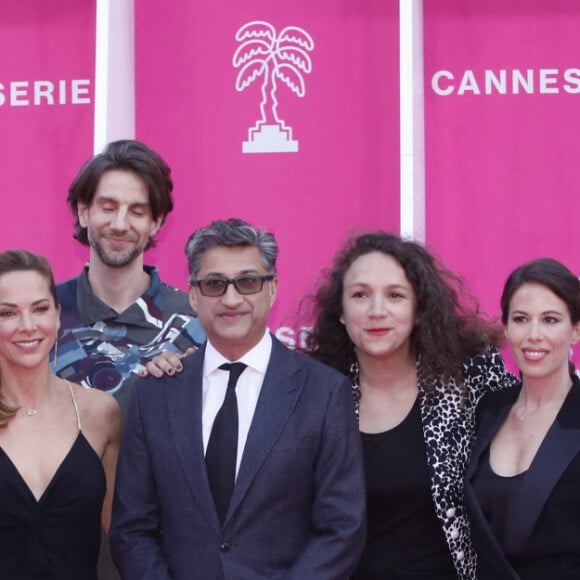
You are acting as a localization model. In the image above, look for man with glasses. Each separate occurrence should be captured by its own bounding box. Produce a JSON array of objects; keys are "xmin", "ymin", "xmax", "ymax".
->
[{"xmin": 110, "ymin": 218, "xmax": 366, "ymax": 580}]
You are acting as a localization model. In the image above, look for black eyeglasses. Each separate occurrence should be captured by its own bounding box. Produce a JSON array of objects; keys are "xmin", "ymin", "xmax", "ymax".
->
[{"xmin": 191, "ymin": 275, "xmax": 274, "ymax": 297}]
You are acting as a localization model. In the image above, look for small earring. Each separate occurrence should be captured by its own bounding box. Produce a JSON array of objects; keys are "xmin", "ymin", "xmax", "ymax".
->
[{"xmin": 349, "ymin": 360, "xmax": 360, "ymax": 383}]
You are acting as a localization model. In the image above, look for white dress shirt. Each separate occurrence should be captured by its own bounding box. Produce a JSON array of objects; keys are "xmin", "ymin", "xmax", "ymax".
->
[{"xmin": 202, "ymin": 331, "xmax": 272, "ymax": 477}]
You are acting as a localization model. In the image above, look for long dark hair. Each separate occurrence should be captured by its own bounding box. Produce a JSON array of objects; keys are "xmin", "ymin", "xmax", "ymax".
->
[
  {"xmin": 304, "ymin": 232, "xmax": 502, "ymax": 386},
  {"xmin": 501, "ymin": 257, "xmax": 580, "ymax": 378}
]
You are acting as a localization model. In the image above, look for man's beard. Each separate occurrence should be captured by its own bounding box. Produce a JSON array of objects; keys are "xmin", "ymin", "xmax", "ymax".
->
[{"xmin": 89, "ymin": 231, "xmax": 148, "ymax": 268}]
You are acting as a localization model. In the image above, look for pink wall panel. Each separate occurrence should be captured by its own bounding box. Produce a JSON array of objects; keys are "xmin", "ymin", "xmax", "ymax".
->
[
  {"xmin": 424, "ymin": 0, "xmax": 580, "ymax": 370},
  {"xmin": 0, "ymin": 1, "xmax": 95, "ymax": 279},
  {"xmin": 135, "ymin": 0, "xmax": 401, "ymax": 346}
]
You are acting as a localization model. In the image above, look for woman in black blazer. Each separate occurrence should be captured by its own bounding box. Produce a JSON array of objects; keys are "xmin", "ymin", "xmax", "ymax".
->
[{"xmin": 465, "ymin": 258, "xmax": 580, "ymax": 580}]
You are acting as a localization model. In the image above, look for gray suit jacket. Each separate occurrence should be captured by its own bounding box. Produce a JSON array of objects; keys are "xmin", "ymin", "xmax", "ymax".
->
[{"xmin": 110, "ymin": 337, "xmax": 366, "ymax": 579}]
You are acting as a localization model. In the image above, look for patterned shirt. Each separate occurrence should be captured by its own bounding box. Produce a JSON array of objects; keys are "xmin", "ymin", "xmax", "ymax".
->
[{"xmin": 53, "ymin": 265, "xmax": 206, "ymax": 414}]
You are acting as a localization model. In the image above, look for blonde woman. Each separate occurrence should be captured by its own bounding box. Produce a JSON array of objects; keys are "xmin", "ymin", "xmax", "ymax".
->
[{"xmin": 0, "ymin": 249, "xmax": 121, "ymax": 579}]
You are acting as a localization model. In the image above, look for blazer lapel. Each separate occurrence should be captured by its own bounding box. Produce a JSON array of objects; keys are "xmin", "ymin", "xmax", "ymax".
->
[
  {"xmin": 466, "ymin": 386, "xmax": 519, "ymax": 480},
  {"xmin": 166, "ymin": 346, "xmax": 221, "ymax": 531},
  {"xmin": 503, "ymin": 379, "xmax": 580, "ymax": 555},
  {"xmin": 464, "ymin": 387, "xmax": 521, "ymax": 580},
  {"xmin": 226, "ymin": 339, "xmax": 304, "ymax": 523}
]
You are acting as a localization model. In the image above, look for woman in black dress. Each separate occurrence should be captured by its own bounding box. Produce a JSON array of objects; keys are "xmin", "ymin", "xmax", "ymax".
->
[
  {"xmin": 305, "ymin": 232, "xmax": 516, "ymax": 580},
  {"xmin": 0, "ymin": 249, "xmax": 121, "ymax": 579},
  {"xmin": 465, "ymin": 258, "xmax": 580, "ymax": 579}
]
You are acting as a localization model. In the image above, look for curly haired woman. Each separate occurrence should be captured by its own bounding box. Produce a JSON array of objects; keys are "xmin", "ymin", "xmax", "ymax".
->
[{"xmin": 305, "ymin": 232, "xmax": 516, "ymax": 580}]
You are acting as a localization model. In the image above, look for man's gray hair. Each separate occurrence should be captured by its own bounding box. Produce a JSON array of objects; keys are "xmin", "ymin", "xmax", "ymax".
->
[{"xmin": 185, "ymin": 218, "xmax": 279, "ymax": 282}]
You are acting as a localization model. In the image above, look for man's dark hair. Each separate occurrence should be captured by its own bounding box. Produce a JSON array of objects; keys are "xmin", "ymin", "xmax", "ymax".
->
[
  {"xmin": 67, "ymin": 139, "xmax": 174, "ymax": 249},
  {"xmin": 184, "ymin": 218, "xmax": 278, "ymax": 282}
]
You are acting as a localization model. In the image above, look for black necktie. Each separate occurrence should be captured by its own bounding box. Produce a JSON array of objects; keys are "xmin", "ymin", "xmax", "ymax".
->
[{"xmin": 205, "ymin": 362, "xmax": 247, "ymax": 524}]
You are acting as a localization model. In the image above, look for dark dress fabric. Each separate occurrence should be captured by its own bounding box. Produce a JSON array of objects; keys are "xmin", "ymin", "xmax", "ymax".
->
[
  {"xmin": 465, "ymin": 377, "xmax": 580, "ymax": 580},
  {"xmin": 471, "ymin": 448, "xmax": 526, "ymax": 552},
  {"xmin": 0, "ymin": 432, "xmax": 106, "ymax": 579},
  {"xmin": 352, "ymin": 398, "xmax": 456, "ymax": 580}
]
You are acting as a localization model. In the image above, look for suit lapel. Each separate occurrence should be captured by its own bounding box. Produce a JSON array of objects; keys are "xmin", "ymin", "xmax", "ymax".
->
[
  {"xmin": 226, "ymin": 339, "xmax": 304, "ymax": 523},
  {"xmin": 166, "ymin": 346, "xmax": 221, "ymax": 531},
  {"xmin": 503, "ymin": 379, "xmax": 580, "ymax": 555}
]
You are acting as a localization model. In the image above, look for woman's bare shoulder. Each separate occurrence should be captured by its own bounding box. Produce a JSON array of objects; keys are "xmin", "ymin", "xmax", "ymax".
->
[{"xmin": 67, "ymin": 381, "xmax": 121, "ymax": 424}]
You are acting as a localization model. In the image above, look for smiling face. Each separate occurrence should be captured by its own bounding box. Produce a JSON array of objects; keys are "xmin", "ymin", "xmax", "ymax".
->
[
  {"xmin": 0, "ymin": 270, "xmax": 60, "ymax": 371},
  {"xmin": 78, "ymin": 169, "xmax": 162, "ymax": 268},
  {"xmin": 505, "ymin": 282, "xmax": 580, "ymax": 384},
  {"xmin": 341, "ymin": 251, "xmax": 417, "ymax": 364},
  {"xmin": 189, "ymin": 245, "xmax": 278, "ymax": 361}
]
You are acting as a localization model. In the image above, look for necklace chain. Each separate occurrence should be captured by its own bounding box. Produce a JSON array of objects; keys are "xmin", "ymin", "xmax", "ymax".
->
[
  {"xmin": 517, "ymin": 386, "xmax": 569, "ymax": 421},
  {"xmin": 517, "ymin": 400, "xmax": 562, "ymax": 421},
  {"xmin": 20, "ymin": 374, "xmax": 54, "ymax": 417}
]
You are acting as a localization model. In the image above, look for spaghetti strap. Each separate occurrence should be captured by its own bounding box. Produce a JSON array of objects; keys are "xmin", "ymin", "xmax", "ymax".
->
[
  {"xmin": 65, "ymin": 381, "xmax": 82, "ymax": 431},
  {"xmin": 0, "ymin": 379, "xmax": 106, "ymax": 577}
]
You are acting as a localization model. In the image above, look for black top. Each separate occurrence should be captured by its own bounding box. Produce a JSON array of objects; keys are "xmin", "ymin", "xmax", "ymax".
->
[
  {"xmin": 471, "ymin": 448, "xmax": 526, "ymax": 553},
  {"xmin": 0, "ymin": 433, "xmax": 106, "ymax": 579},
  {"xmin": 352, "ymin": 398, "xmax": 456, "ymax": 579}
]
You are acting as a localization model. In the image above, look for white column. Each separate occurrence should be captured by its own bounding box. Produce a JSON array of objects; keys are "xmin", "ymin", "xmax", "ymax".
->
[
  {"xmin": 399, "ymin": 0, "xmax": 425, "ymax": 242},
  {"xmin": 94, "ymin": 0, "xmax": 135, "ymax": 153}
]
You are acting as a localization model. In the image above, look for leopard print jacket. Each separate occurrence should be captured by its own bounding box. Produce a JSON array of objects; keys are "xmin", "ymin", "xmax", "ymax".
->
[{"xmin": 352, "ymin": 347, "xmax": 517, "ymax": 580}]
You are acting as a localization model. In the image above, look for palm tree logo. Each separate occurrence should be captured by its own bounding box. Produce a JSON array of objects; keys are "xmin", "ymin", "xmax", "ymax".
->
[{"xmin": 233, "ymin": 21, "xmax": 314, "ymax": 153}]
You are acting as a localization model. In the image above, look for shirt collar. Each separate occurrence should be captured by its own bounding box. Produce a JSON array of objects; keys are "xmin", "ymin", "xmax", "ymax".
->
[
  {"xmin": 204, "ymin": 331, "xmax": 272, "ymax": 377},
  {"xmin": 77, "ymin": 264, "xmax": 163, "ymax": 325}
]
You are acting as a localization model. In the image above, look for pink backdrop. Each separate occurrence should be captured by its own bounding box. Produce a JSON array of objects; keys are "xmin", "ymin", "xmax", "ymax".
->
[
  {"xmin": 135, "ymin": 0, "xmax": 400, "ymax": 347},
  {"xmin": 0, "ymin": 1, "xmax": 95, "ymax": 278},
  {"xmin": 3, "ymin": 2, "xmax": 580, "ymax": 365},
  {"xmin": 424, "ymin": 0, "xmax": 580, "ymax": 370}
]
